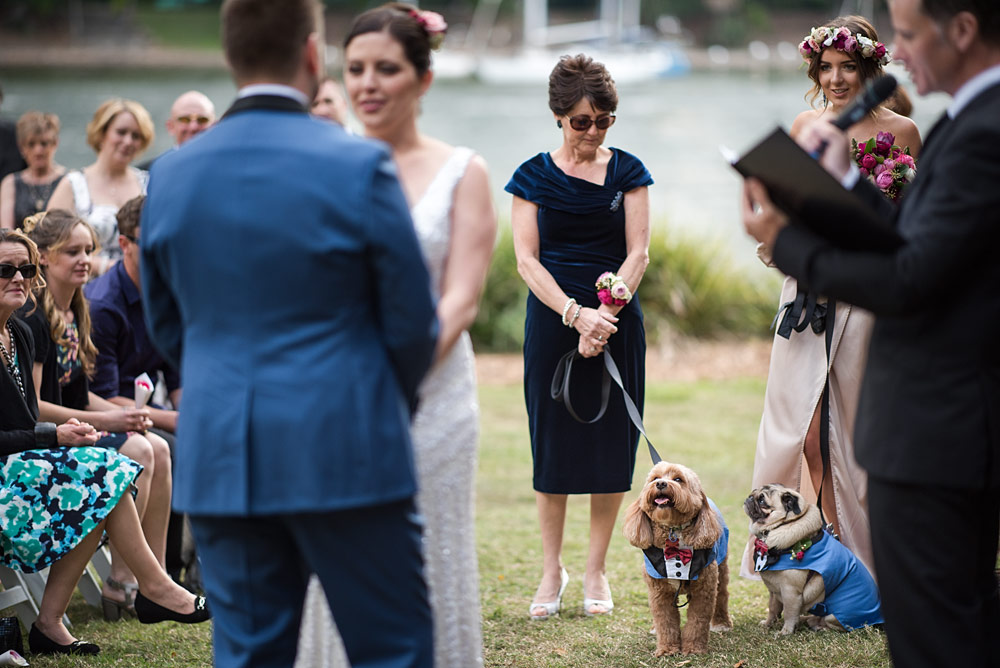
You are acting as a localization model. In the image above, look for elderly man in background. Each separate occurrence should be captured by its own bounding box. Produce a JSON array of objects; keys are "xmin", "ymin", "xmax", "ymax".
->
[{"xmin": 139, "ymin": 90, "xmax": 216, "ymax": 169}]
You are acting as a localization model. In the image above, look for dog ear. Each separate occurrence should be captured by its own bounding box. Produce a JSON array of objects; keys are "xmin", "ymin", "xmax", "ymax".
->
[
  {"xmin": 780, "ymin": 491, "xmax": 802, "ymax": 516},
  {"xmin": 622, "ymin": 498, "xmax": 654, "ymax": 549},
  {"xmin": 687, "ymin": 490, "xmax": 721, "ymax": 549}
]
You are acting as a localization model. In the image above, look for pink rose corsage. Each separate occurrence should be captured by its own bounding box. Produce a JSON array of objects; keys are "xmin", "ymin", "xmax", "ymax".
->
[
  {"xmin": 596, "ymin": 271, "xmax": 632, "ymax": 306},
  {"xmin": 408, "ymin": 9, "xmax": 448, "ymax": 50}
]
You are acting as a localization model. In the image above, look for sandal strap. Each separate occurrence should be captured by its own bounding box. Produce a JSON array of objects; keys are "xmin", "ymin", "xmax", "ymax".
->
[{"xmin": 105, "ymin": 578, "xmax": 139, "ymax": 605}]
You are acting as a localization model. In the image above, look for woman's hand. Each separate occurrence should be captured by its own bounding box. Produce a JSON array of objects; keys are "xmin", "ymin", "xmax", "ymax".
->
[
  {"xmin": 742, "ymin": 178, "xmax": 789, "ymax": 249},
  {"xmin": 98, "ymin": 407, "xmax": 153, "ymax": 432},
  {"xmin": 57, "ymin": 418, "xmax": 98, "ymax": 446},
  {"xmin": 574, "ymin": 306, "xmax": 617, "ymax": 357}
]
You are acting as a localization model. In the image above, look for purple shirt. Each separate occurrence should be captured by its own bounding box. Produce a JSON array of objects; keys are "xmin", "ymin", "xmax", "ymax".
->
[{"xmin": 85, "ymin": 260, "xmax": 180, "ymax": 401}]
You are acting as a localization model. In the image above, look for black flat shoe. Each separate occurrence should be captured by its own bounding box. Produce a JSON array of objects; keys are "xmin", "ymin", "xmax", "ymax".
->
[
  {"xmin": 134, "ymin": 591, "xmax": 211, "ymax": 624},
  {"xmin": 28, "ymin": 624, "xmax": 100, "ymax": 655}
]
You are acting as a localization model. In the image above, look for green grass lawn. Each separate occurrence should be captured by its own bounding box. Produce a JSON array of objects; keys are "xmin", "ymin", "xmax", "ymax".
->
[{"xmin": 7, "ymin": 374, "xmax": 889, "ymax": 667}]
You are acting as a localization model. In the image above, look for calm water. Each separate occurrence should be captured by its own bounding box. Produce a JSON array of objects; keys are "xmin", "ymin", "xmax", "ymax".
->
[{"xmin": 0, "ymin": 65, "xmax": 949, "ymax": 273}]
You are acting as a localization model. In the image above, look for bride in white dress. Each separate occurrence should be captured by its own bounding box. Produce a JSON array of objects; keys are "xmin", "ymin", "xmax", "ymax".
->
[{"xmin": 296, "ymin": 4, "xmax": 497, "ymax": 667}]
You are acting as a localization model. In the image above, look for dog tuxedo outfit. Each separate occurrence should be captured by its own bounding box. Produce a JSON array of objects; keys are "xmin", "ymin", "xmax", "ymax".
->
[
  {"xmin": 643, "ymin": 499, "xmax": 729, "ymax": 581},
  {"xmin": 755, "ymin": 530, "xmax": 883, "ymax": 630}
]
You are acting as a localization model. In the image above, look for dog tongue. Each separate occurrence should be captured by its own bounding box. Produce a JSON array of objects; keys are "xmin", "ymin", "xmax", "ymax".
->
[{"xmin": 654, "ymin": 497, "xmax": 669, "ymax": 505}]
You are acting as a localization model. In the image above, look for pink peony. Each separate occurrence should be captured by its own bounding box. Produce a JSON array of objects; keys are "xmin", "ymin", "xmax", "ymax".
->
[
  {"xmin": 883, "ymin": 158, "xmax": 896, "ymax": 172},
  {"xmin": 876, "ymin": 170, "xmax": 895, "ymax": 190},
  {"xmin": 898, "ymin": 154, "xmax": 916, "ymax": 169},
  {"xmin": 875, "ymin": 131, "xmax": 895, "ymax": 156},
  {"xmin": 860, "ymin": 153, "xmax": 878, "ymax": 171},
  {"xmin": 875, "ymin": 44, "xmax": 887, "ymax": 59},
  {"xmin": 859, "ymin": 167, "xmax": 869, "ymax": 178},
  {"xmin": 415, "ymin": 10, "xmax": 447, "ymax": 34},
  {"xmin": 843, "ymin": 35, "xmax": 857, "ymax": 52},
  {"xmin": 597, "ymin": 288, "xmax": 613, "ymax": 305},
  {"xmin": 611, "ymin": 282, "xmax": 631, "ymax": 301},
  {"xmin": 873, "ymin": 162, "xmax": 887, "ymax": 177}
]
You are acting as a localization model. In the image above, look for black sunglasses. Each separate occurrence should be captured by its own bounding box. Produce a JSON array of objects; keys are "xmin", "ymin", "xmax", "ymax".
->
[
  {"xmin": 0, "ymin": 263, "xmax": 37, "ymax": 279},
  {"xmin": 567, "ymin": 114, "xmax": 616, "ymax": 131}
]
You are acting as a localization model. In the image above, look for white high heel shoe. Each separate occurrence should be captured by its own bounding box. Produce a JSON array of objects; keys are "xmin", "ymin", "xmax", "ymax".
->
[{"xmin": 528, "ymin": 567, "xmax": 569, "ymax": 621}]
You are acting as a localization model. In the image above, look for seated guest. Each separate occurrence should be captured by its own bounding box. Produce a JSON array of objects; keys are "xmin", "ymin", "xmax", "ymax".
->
[
  {"xmin": 20, "ymin": 209, "xmax": 173, "ymax": 620},
  {"xmin": 0, "ymin": 227, "xmax": 209, "ymax": 656},
  {"xmin": 138, "ymin": 91, "xmax": 216, "ymax": 170},
  {"xmin": 85, "ymin": 195, "xmax": 197, "ymax": 590},
  {"xmin": 86, "ymin": 196, "xmax": 180, "ymax": 430},
  {"xmin": 0, "ymin": 111, "xmax": 66, "ymax": 230}
]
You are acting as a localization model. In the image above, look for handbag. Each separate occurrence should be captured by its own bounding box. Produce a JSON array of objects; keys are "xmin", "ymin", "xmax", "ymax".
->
[
  {"xmin": 550, "ymin": 348, "xmax": 662, "ymax": 465},
  {"xmin": 0, "ymin": 618, "xmax": 23, "ymax": 658}
]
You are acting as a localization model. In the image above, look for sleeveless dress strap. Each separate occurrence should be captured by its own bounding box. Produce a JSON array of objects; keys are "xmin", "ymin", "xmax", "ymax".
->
[
  {"xmin": 434, "ymin": 147, "xmax": 474, "ymax": 203},
  {"xmin": 65, "ymin": 171, "xmax": 92, "ymax": 217}
]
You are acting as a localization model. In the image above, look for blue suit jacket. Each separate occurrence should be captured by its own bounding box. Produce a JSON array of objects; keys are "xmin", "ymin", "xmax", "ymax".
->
[{"xmin": 141, "ymin": 95, "xmax": 438, "ymax": 515}]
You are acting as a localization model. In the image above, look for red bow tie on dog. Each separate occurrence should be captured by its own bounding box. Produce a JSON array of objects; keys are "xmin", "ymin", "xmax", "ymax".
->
[{"xmin": 663, "ymin": 545, "xmax": 693, "ymax": 564}]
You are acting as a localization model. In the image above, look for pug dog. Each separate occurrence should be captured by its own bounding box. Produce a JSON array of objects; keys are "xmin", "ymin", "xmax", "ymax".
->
[
  {"xmin": 744, "ymin": 484, "xmax": 883, "ymax": 635},
  {"xmin": 623, "ymin": 461, "xmax": 732, "ymax": 656}
]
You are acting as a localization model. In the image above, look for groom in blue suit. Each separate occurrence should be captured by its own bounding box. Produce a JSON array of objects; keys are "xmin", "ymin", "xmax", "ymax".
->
[{"xmin": 140, "ymin": 1, "xmax": 438, "ymax": 666}]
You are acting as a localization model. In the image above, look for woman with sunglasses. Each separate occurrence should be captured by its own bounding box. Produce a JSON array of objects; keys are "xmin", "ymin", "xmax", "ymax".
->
[
  {"xmin": 0, "ymin": 228, "xmax": 209, "ymax": 656},
  {"xmin": 743, "ymin": 15, "xmax": 921, "ymax": 582},
  {"xmin": 506, "ymin": 53, "xmax": 652, "ymax": 620},
  {"xmin": 295, "ymin": 4, "xmax": 497, "ymax": 667},
  {"xmin": 19, "ymin": 209, "xmax": 175, "ymax": 622},
  {"xmin": 47, "ymin": 98, "xmax": 153, "ymax": 276}
]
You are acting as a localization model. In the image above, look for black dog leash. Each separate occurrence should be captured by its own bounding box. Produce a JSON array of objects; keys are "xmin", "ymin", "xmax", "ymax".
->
[{"xmin": 550, "ymin": 348, "xmax": 661, "ymax": 465}]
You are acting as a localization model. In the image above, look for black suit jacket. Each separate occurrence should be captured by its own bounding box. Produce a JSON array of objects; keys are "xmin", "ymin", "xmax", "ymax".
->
[
  {"xmin": 0, "ymin": 118, "xmax": 26, "ymax": 181},
  {"xmin": 772, "ymin": 81, "xmax": 1000, "ymax": 489}
]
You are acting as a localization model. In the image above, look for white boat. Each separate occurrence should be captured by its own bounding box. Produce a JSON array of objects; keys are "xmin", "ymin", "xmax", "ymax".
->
[{"xmin": 431, "ymin": 0, "xmax": 689, "ymax": 84}]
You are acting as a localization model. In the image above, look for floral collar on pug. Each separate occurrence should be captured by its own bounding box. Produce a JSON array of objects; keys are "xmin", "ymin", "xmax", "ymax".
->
[{"xmin": 753, "ymin": 528, "xmax": 826, "ymax": 571}]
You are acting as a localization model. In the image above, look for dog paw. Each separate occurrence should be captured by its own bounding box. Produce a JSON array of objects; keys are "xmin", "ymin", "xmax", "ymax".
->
[
  {"xmin": 654, "ymin": 645, "xmax": 680, "ymax": 657},
  {"xmin": 710, "ymin": 622, "xmax": 733, "ymax": 633},
  {"xmin": 774, "ymin": 626, "xmax": 796, "ymax": 638}
]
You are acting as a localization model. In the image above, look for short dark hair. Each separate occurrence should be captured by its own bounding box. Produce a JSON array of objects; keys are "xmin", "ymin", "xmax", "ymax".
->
[
  {"xmin": 222, "ymin": 0, "xmax": 320, "ymax": 82},
  {"xmin": 116, "ymin": 195, "xmax": 145, "ymax": 240},
  {"xmin": 548, "ymin": 54, "xmax": 618, "ymax": 117},
  {"xmin": 344, "ymin": 3, "xmax": 433, "ymax": 77},
  {"xmin": 919, "ymin": 0, "xmax": 1000, "ymax": 44}
]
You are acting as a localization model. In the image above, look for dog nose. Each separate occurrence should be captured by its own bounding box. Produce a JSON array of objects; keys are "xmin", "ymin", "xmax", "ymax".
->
[{"xmin": 655, "ymin": 481, "xmax": 667, "ymax": 490}]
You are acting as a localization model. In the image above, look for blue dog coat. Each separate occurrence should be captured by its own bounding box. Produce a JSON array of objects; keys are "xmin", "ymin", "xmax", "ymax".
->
[
  {"xmin": 642, "ymin": 498, "xmax": 728, "ymax": 581},
  {"xmin": 758, "ymin": 531, "xmax": 883, "ymax": 630}
]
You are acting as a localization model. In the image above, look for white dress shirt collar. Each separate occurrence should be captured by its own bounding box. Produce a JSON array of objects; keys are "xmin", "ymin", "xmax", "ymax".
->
[
  {"xmin": 948, "ymin": 63, "xmax": 1000, "ymax": 118},
  {"xmin": 236, "ymin": 84, "xmax": 310, "ymax": 108}
]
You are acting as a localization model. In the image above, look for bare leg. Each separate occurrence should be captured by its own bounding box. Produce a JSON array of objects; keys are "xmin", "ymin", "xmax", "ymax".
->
[
  {"xmin": 584, "ymin": 492, "xmax": 625, "ymax": 613},
  {"xmin": 531, "ymin": 491, "xmax": 568, "ymax": 616},
  {"xmin": 105, "ymin": 434, "xmax": 171, "ymax": 603},
  {"xmin": 802, "ymin": 407, "xmax": 839, "ymax": 535},
  {"xmin": 105, "ymin": 493, "xmax": 197, "ymax": 615},
  {"xmin": 34, "ymin": 522, "xmax": 105, "ymax": 645}
]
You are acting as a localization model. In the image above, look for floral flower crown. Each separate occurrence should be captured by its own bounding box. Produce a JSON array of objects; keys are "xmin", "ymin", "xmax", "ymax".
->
[
  {"xmin": 408, "ymin": 8, "xmax": 448, "ymax": 51},
  {"xmin": 798, "ymin": 25, "xmax": 891, "ymax": 67}
]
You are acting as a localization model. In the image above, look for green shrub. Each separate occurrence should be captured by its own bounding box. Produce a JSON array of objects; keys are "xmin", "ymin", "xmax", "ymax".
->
[{"xmin": 470, "ymin": 224, "xmax": 780, "ymax": 352}]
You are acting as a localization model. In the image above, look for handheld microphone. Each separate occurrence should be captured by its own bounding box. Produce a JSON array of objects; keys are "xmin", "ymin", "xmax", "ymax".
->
[
  {"xmin": 832, "ymin": 74, "xmax": 898, "ymax": 130},
  {"xmin": 811, "ymin": 74, "xmax": 898, "ymax": 158}
]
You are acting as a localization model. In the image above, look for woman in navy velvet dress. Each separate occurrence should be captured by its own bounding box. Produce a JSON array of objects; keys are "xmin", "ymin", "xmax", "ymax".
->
[{"xmin": 507, "ymin": 53, "xmax": 652, "ymax": 620}]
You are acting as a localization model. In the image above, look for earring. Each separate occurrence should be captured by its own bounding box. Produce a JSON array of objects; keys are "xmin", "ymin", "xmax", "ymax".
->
[
  {"xmin": 556, "ymin": 120, "xmax": 562, "ymax": 128},
  {"xmin": 822, "ymin": 93, "xmax": 828, "ymax": 107}
]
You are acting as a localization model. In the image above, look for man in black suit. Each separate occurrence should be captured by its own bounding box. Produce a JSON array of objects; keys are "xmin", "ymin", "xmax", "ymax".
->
[
  {"xmin": 0, "ymin": 84, "xmax": 27, "ymax": 181},
  {"xmin": 743, "ymin": 1, "xmax": 1000, "ymax": 666}
]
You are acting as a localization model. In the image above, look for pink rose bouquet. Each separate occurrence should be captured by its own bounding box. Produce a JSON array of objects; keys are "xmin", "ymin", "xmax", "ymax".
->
[
  {"xmin": 596, "ymin": 271, "xmax": 632, "ymax": 306},
  {"xmin": 851, "ymin": 133, "xmax": 917, "ymax": 202}
]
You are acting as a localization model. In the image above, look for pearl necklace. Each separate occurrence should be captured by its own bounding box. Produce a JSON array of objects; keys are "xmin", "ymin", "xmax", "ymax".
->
[{"xmin": 0, "ymin": 322, "xmax": 26, "ymax": 398}]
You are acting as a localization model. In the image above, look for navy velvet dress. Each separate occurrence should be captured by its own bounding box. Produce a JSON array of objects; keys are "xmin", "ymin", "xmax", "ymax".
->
[{"xmin": 506, "ymin": 148, "xmax": 653, "ymax": 494}]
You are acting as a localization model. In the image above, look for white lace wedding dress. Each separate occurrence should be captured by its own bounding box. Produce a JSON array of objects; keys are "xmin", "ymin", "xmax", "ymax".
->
[{"xmin": 295, "ymin": 147, "xmax": 484, "ymax": 668}]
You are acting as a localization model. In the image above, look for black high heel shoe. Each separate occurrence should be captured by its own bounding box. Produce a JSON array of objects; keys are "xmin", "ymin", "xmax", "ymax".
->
[
  {"xmin": 134, "ymin": 591, "xmax": 211, "ymax": 624},
  {"xmin": 28, "ymin": 623, "xmax": 100, "ymax": 655}
]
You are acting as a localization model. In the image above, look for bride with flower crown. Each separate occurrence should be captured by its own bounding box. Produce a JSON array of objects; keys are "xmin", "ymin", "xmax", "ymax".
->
[
  {"xmin": 742, "ymin": 15, "xmax": 921, "ymax": 582},
  {"xmin": 295, "ymin": 4, "xmax": 496, "ymax": 668}
]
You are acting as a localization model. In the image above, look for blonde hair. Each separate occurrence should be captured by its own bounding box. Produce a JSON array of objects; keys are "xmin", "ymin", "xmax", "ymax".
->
[
  {"xmin": 85, "ymin": 98, "xmax": 155, "ymax": 154},
  {"xmin": 15, "ymin": 111, "xmax": 60, "ymax": 145},
  {"xmin": 23, "ymin": 210, "xmax": 100, "ymax": 378}
]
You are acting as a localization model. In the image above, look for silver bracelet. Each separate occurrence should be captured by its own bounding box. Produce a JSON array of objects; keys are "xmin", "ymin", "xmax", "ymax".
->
[
  {"xmin": 568, "ymin": 304, "xmax": 582, "ymax": 328},
  {"xmin": 561, "ymin": 298, "xmax": 577, "ymax": 326}
]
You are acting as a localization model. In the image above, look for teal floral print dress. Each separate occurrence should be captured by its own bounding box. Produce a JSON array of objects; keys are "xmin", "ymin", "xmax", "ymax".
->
[{"xmin": 1, "ymin": 317, "xmax": 141, "ymax": 573}]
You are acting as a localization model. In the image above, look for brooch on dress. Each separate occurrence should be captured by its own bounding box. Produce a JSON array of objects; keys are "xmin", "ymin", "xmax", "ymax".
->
[{"xmin": 609, "ymin": 191, "xmax": 623, "ymax": 212}]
